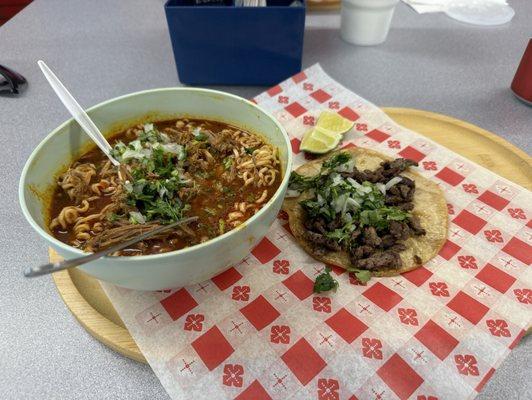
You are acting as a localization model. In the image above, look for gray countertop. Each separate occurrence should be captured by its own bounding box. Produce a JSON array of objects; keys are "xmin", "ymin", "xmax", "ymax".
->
[{"xmin": 0, "ymin": 0, "xmax": 530, "ymax": 399}]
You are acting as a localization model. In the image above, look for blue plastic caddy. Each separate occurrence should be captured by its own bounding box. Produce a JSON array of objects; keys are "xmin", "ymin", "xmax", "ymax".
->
[{"xmin": 164, "ymin": 0, "xmax": 306, "ymax": 85}]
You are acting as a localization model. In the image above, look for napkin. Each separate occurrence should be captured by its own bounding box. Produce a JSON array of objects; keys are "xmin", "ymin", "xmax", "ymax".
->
[
  {"xmin": 101, "ymin": 64, "xmax": 531, "ymax": 400},
  {"xmin": 402, "ymin": 0, "xmax": 509, "ymax": 14}
]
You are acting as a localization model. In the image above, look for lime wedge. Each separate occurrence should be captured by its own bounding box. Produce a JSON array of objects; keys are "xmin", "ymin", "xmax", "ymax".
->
[
  {"xmin": 316, "ymin": 111, "xmax": 355, "ymax": 135},
  {"xmin": 300, "ymin": 127, "xmax": 342, "ymax": 154}
]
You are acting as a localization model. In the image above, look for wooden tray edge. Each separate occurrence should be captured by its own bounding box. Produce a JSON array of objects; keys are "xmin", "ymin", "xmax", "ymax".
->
[{"xmin": 386, "ymin": 107, "xmax": 532, "ymax": 171}]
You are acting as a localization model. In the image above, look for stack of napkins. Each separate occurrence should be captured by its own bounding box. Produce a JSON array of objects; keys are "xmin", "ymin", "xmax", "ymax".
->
[{"xmin": 402, "ymin": 0, "xmax": 509, "ymax": 14}]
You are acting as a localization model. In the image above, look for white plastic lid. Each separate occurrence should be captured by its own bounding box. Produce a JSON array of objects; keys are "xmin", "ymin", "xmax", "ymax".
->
[{"xmin": 445, "ymin": 1, "xmax": 515, "ymax": 26}]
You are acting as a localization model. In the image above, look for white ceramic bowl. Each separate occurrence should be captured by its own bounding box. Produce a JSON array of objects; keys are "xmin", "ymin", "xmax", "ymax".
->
[{"xmin": 19, "ymin": 88, "xmax": 292, "ymax": 290}]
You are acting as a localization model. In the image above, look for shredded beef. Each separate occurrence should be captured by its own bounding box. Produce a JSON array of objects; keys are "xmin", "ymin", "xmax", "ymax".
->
[{"xmin": 209, "ymin": 129, "xmax": 235, "ymax": 155}]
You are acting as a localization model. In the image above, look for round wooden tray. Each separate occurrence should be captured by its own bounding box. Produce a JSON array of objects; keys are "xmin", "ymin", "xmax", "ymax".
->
[{"xmin": 51, "ymin": 108, "xmax": 532, "ymax": 364}]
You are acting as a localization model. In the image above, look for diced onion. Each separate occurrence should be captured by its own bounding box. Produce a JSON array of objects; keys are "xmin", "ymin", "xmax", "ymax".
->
[
  {"xmin": 285, "ymin": 189, "xmax": 300, "ymax": 198},
  {"xmin": 123, "ymin": 180, "xmax": 133, "ymax": 193},
  {"xmin": 143, "ymin": 123, "xmax": 154, "ymax": 132},
  {"xmin": 192, "ymin": 127, "xmax": 202, "ymax": 137},
  {"xmin": 347, "ymin": 177, "xmax": 363, "ymax": 190},
  {"xmin": 158, "ymin": 186, "xmax": 168, "ymax": 198},
  {"xmin": 345, "ymin": 197, "xmax": 360, "ymax": 210},
  {"xmin": 130, "ymin": 140, "xmax": 142, "ymax": 151},
  {"xmin": 129, "ymin": 211, "xmax": 146, "ymax": 224},
  {"xmin": 159, "ymin": 132, "xmax": 171, "ymax": 143},
  {"xmin": 333, "ymin": 194, "xmax": 348, "ymax": 213},
  {"xmin": 122, "ymin": 148, "xmax": 150, "ymax": 160},
  {"xmin": 360, "ymin": 185, "xmax": 372, "ymax": 194},
  {"xmin": 376, "ymin": 183, "xmax": 386, "ymax": 195},
  {"xmin": 162, "ymin": 143, "xmax": 184, "ymax": 155},
  {"xmin": 330, "ymin": 173, "xmax": 344, "ymax": 187},
  {"xmin": 385, "ymin": 176, "xmax": 403, "ymax": 190},
  {"xmin": 335, "ymin": 159, "xmax": 355, "ymax": 173}
]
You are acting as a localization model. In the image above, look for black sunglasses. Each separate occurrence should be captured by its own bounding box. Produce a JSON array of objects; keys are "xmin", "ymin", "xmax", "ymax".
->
[{"xmin": 0, "ymin": 64, "xmax": 27, "ymax": 95}]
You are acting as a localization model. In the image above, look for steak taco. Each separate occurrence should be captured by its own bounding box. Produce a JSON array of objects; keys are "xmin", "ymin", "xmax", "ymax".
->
[{"xmin": 283, "ymin": 148, "xmax": 448, "ymax": 280}]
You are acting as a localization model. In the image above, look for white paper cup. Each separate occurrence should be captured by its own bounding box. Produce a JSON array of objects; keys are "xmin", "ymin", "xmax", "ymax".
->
[{"xmin": 341, "ymin": 0, "xmax": 399, "ymax": 46}]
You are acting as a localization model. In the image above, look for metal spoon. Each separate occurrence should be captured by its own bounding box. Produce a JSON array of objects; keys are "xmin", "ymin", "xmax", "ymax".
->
[
  {"xmin": 23, "ymin": 217, "xmax": 198, "ymax": 278},
  {"xmin": 37, "ymin": 60, "xmax": 120, "ymax": 166}
]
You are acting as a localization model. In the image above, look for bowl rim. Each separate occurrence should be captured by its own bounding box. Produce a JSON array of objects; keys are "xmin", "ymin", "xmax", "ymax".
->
[{"xmin": 19, "ymin": 87, "xmax": 293, "ymax": 262}]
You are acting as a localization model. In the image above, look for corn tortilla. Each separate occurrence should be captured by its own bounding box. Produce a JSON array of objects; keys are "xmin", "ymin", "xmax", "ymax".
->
[{"xmin": 282, "ymin": 148, "xmax": 448, "ymax": 276}]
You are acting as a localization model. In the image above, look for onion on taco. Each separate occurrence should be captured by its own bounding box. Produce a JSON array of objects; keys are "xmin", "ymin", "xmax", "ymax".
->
[{"xmin": 283, "ymin": 148, "xmax": 448, "ymax": 283}]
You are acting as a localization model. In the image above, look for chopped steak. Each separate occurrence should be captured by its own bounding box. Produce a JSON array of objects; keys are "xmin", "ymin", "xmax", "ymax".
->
[
  {"xmin": 356, "ymin": 251, "xmax": 402, "ymax": 271},
  {"xmin": 349, "ymin": 245, "xmax": 375, "ymax": 263},
  {"xmin": 396, "ymin": 202, "xmax": 415, "ymax": 211},
  {"xmin": 291, "ymin": 153, "xmax": 426, "ymax": 273},
  {"xmin": 380, "ymin": 234, "xmax": 396, "ymax": 249},
  {"xmin": 304, "ymin": 217, "xmax": 327, "ymax": 234},
  {"xmin": 345, "ymin": 158, "xmax": 418, "ymax": 184},
  {"xmin": 305, "ymin": 230, "xmax": 341, "ymax": 252},
  {"xmin": 363, "ymin": 226, "xmax": 382, "ymax": 247},
  {"xmin": 389, "ymin": 221, "xmax": 410, "ymax": 240},
  {"xmin": 386, "ymin": 177, "xmax": 415, "ymax": 205},
  {"xmin": 382, "ymin": 158, "xmax": 418, "ymax": 179},
  {"xmin": 408, "ymin": 215, "xmax": 426, "ymax": 236},
  {"xmin": 350, "ymin": 229, "xmax": 362, "ymax": 242}
]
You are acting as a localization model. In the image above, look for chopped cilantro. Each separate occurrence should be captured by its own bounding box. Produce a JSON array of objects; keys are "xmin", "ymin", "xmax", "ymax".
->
[
  {"xmin": 192, "ymin": 128, "xmax": 208, "ymax": 141},
  {"xmin": 110, "ymin": 124, "xmax": 191, "ymax": 224},
  {"xmin": 345, "ymin": 268, "xmax": 372, "ymax": 284},
  {"xmin": 245, "ymin": 147, "xmax": 256, "ymax": 155},
  {"xmin": 322, "ymin": 152, "xmax": 351, "ymax": 170},
  {"xmin": 359, "ymin": 207, "xmax": 410, "ymax": 229},
  {"xmin": 313, "ymin": 266, "xmax": 339, "ymax": 293},
  {"xmin": 288, "ymin": 172, "xmax": 318, "ymax": 192},
  {"xmin": 106, "ymin": 213, "xmax": 121, "ymax": 222},
  {"xmin": 223, "ymin": 157, "xmax": 233, "ymax": 170},
  {"xmin": 195, "ymin": 132, "xmax": 207, "ymax": 141},
  {"xmin": 324, "ymin": 223, "xmax": 356, "ymax": 243}
]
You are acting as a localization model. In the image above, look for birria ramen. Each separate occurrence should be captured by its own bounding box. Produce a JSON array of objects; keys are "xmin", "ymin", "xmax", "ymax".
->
[{"xmin": 49, "ymin": 119, "xmax": 282, "ymax": 256}]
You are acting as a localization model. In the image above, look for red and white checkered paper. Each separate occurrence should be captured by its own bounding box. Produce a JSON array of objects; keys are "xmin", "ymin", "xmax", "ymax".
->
[{"xmin": 101, "ymin": 64, "xmax": 531, "ymax": 400}]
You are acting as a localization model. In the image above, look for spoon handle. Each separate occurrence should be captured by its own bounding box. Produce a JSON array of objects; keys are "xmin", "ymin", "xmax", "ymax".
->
[
  {"xmin": 37, "ymin": 60, "xmax": 120, "ymax": 166},
  {"xmin": 24, "ymin": 217, "xmax": 198, "ymax": 278}
]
